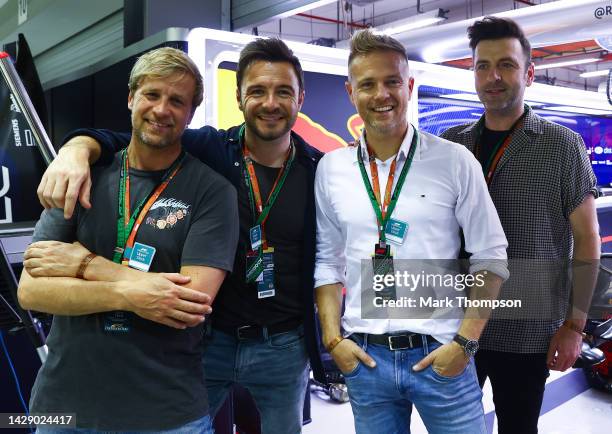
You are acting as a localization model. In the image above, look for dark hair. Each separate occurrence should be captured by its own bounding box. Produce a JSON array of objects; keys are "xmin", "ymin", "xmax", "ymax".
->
[
  {"xmin": 348, "ymin": 29, "xmax": 408, "ymax": 67},
  {"xmin": 236, "ymin": 38, "xmax": 304, "ymax": 93},
  {"xmin": 467, "ymin": 16, "xmax": 531, "ymax": 66}
]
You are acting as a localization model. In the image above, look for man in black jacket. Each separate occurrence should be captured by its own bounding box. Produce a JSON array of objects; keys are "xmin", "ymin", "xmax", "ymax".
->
[{"xmin": 36, "ymin": 38, "xmax": 323, "ymax": 434}]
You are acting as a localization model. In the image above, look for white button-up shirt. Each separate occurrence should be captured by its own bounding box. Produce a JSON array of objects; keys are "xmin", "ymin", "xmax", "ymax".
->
[{"xmin": 314, "ymin": 125, "xmax": 509, "ymax": 344}]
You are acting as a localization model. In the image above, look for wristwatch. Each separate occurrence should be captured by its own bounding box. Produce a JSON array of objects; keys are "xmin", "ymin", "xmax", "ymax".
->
[{"xmin": 453, "ymin": 334, "xmax": 479, "ymax": 358}]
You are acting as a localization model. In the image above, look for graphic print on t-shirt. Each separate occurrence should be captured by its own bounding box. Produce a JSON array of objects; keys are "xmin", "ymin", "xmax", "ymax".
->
[{"xmin": 145, "ymin": 197, "xmax": 191, "ymax": 230}]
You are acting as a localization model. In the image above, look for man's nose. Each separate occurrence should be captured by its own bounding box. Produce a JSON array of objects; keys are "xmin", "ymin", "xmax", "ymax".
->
[
  {"xmin": 152, "ymin": 98, "xmax": 171, "ymax": 116},
  {"xmin": 374, "ymin": 82, "xmax": 391, "ymax": 99},
  {"xmin": 487, "ymin": 67, "xmax": 502, "ymax": 81},
  {"xmin": 262, "ymin": 92, "xmax": 280, "ymax": 110}
]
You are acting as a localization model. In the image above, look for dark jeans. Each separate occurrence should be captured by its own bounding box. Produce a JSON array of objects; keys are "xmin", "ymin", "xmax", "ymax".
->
[
  {"xmin": 203, "ymin": 326, "xmax": 309, "ymax": 434},
  {"xmin": 475, "ymin": 350, "xmax": 549, "ymax": 434}
]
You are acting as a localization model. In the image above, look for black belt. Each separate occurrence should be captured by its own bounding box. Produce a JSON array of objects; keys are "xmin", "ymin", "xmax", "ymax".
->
[
  {"xmin": 355, "ymin": 333, "xmax": 437, "ymax": 351},
  {"xmin": 213, "ymin": 320, "xmax": 302, "ymax": 340}
]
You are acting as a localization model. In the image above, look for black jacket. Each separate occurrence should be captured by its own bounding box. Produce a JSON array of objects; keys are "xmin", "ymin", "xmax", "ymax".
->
[{"xmin": 65, "ymin": 125, "xmax": 326, "ymax": 381}]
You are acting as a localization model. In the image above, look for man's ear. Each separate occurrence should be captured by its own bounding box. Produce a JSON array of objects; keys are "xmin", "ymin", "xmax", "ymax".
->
[
  {"xmin": 345, "ymin": 80, "xmax": 355, "ymax": 107},
  {"xmin": 408, "ymin": 76, "xmax": 415, "ymax": 100},
  {"xmin": 525, "ymin": 62, "xmax": 535, "ymax": 87},
  {"xmin": 236, "ymin": 88, "xmax": 243, "ymax": 111},
  {"xmin": 127, "ymin": 91, "xmax": 134, "ymax": 111}
]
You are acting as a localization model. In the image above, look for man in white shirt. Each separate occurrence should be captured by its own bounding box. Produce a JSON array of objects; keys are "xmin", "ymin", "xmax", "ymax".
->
[{"xmin": 314, "ymin": 29, "xmax": 508, "ymax": 433}]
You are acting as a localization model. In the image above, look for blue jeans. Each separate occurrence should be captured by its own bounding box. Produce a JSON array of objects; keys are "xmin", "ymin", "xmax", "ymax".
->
[
  {"xmin": 35, "ymin": 414, "xmax": 213, "ymax": 433},
  {"xmin": 203, "ymin": 326, "xmax": 309, "ymax": 434},
  {"xmin": 344, "ymin": 334, "xmax": 486, "ymax": 434}
]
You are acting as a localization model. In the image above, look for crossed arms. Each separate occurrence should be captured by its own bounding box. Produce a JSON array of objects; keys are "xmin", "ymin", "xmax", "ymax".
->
[{"xmin": 18, "ymin": 239, "xmax": 226, "ymax": 329}]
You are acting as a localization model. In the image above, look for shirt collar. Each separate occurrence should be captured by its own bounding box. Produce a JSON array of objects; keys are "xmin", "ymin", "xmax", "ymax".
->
[
  {"xmin": 354, "ymin": 124, "xmax": 417, "ymax": 164},
  {"xmin": 460, "ymin": 104, "xmax": 542, "ymax": 136}
]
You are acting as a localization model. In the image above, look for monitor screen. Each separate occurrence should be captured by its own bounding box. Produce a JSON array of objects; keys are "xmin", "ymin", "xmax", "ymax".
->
[{"xmin": 418, "ymin": 85, "xmax": 612, "ymax": 187}]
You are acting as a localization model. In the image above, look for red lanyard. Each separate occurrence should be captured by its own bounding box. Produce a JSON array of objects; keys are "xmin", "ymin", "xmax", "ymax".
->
[
  {"xmin": 484, "ymin": 132, "xmax": 514, "ymax": 186},
  {"xmin": 357, "ymin": 128, "xmax": 418, "ymax": 244},
  {"xmin": 242, "ymin": 133, "xmax": 294, "ymax": 249},
  {"xmin": 114, "ymin": 150, "xmax": 184, "ymax": 264},
  {"xmin": 478, "ymin": 112, "xmax": 526, "ymax": 186},
  {"xmin": 366, "ymin": 144, "xmax": 399, "ymax": 221}
]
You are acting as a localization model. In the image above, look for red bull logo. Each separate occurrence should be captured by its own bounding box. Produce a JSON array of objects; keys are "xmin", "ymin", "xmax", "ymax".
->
[
  {"xmin": 292, "ymin": 112, "xmax": 364, "ymax": 152},
  {"xmin": 347, "ymin": 114, "xmax": 364, "ymax": 143}
]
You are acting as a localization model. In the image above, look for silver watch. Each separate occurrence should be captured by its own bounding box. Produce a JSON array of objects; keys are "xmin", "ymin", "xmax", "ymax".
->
[{"xmin": 453, "ymin": 334, "xmax": 479, "ymax": 358}]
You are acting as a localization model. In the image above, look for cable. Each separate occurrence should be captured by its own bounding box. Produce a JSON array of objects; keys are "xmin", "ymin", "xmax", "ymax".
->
[
  {"xmin": 607, "ymin": 70, "xmax": 612, "ymax": 106},
  {"xmin": 0, "ymin": 329, "xmax": 34, "ymax": 433}
]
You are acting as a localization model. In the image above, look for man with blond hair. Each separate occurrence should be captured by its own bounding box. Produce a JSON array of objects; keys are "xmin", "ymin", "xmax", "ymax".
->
[
  {"xmin": 315, "ymin": 29, "xmax": 508, "ymax": 433},
  {"xmin": 18, "ymin": 47, "xmax": 238, "ymax": 433},
  {"xmin": 26, "ymin": 38, "xmax": 323, "ymax": 433}
]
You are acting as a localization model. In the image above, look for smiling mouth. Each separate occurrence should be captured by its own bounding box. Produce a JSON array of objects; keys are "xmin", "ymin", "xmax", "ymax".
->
[
  {"xmin": 258, "ymin": 114, "xmax": 284, "ymax": 122},
  {"xmin": 372, "ymin": 106, "xmax": 393, "ymax": 113},
  {"xmin": 147, "ymin": 119, "xmax": 172, "ymax": 129}
]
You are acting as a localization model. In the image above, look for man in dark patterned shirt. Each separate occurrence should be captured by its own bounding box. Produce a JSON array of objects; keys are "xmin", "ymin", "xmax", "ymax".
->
[{"xmin": 441, "ymin": 16, "xmax": 600, "ymax": 434}]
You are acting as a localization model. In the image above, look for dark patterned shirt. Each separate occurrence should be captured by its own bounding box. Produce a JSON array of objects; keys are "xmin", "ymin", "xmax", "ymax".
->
[{"xmin": 442, "ymin": 105, "xmax": 597, "ymax": 353}]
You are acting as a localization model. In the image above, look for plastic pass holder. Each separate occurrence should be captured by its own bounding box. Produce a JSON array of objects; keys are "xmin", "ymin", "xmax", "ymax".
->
[
  {"xmin": 385, "ymin": 218, "xmax": 408, "ymax": 245},
  {"xmin": 372, "ymin": 242, "xmax": 396, "ymax": 301},
  {"xmin": 257, "ymin": 247, "xmax": 275, "ymax": 299},
  {"xmin": 128, "ymin": 242, "xmax": 156, "ymax": 272}
]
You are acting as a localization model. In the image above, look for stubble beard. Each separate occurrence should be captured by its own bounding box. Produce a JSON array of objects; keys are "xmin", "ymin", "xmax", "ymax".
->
[
  {"xmin": 366, "ymin": 113, "xmax": 405, "ymax": 138},
  {"xmin": 246, "ymin": 112, "xmax": 295, "ymax": 142},
  {"xmin": 480, "ymin": 85, "xmax": 524, "ymax": 117},
  {"xmin": 134, "ymin": 127, "xmax": 173, "ymax": 150}
]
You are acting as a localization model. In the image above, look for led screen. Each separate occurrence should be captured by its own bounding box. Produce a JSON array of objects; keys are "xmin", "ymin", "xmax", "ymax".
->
[{"xmin": 418, "ymin": 85, "xmax": 612, "ymax": 187}]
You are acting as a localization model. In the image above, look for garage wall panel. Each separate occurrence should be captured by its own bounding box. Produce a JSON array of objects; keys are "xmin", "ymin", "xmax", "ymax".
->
[
  {"xmin": 232, "ymin": 0, "xmax": 334, "ymax": 30},
  {"xmin": 37, "ymin": 11, "xmax": 123, "ymax": 88}
]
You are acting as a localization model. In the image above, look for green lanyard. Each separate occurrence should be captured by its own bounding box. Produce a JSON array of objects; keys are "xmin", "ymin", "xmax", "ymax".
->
[
  {"xmin": 357, "ymin": 127, "xmax": 418, "ymax": 244},
  {"xmin": 239, "ymin": 124, "xmax": 295, "ymax": 236},
  {"xmin": 113, "ymin": 149, "xmax": 185, "ymax": 264}
]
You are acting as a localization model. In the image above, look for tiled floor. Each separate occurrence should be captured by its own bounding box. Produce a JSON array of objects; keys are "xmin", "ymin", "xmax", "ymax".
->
[{"xmin": 304, "ymin": 368, "xmax": 612, "ymax": 433}]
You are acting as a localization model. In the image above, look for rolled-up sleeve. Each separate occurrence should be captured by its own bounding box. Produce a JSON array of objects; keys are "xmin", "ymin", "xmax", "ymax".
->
[
  {"xmin": 314, "ymin": 155, "xmax": 346, "ymax": 288},
  {"xmin": 453, "ymin": 145, "xmax": 509, "ymax": 280},
  {"xmin": 561, "ymin": 132, "xmax": 598, "ymax": 217}
]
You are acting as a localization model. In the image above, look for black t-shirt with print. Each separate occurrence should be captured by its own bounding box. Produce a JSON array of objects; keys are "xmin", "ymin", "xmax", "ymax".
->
[{"xmin": 28, "ymin": 152, "xmax": 238, "ymax": 431}]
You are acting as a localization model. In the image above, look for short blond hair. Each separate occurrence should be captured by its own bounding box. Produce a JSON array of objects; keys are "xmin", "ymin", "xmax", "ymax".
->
[
  {"xmin": 128, "ymin": 47, "xmax": 203, "ymax": 111},
  {"xmin": 348, "ymin": 29, "xmax": 408, "ymax": 67}
]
